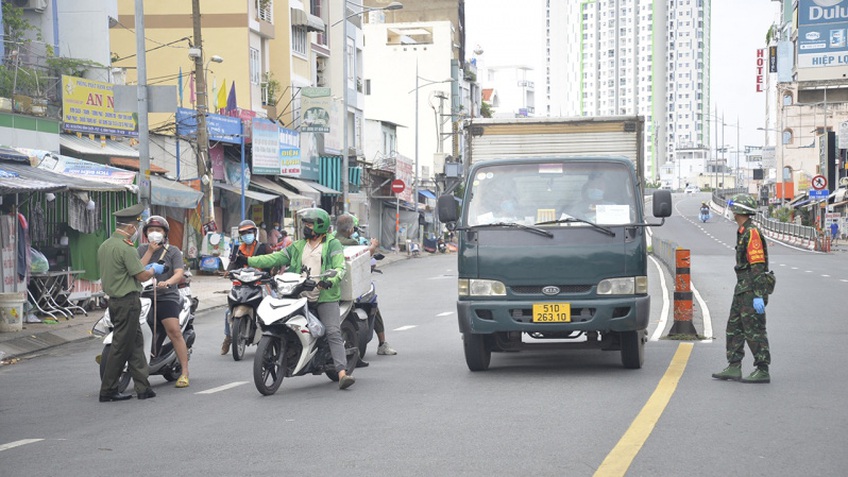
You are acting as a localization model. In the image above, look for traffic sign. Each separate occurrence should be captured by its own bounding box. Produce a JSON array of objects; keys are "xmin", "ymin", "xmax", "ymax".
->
[
  {"xmin": 809, "ymin": 189, "xmax": 829, "ymax": 200},
  {"xmin": 391, "ymin": 179, "xmax": 405, "ymax": 194},
  {"xmin": 812, "ymin": 174, "xmax": 828, "ymax": 190}
]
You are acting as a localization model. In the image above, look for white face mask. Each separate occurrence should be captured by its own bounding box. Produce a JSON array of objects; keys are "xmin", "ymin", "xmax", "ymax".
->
[{"xmin": 147, "ymin": 231, "xmax": 164, "ymax": 244}]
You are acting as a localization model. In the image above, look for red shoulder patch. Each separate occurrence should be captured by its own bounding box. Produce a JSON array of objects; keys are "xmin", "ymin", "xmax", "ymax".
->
[{"xmin": 746, "ymin": 229, "xmax": 765, "ymax": 264}]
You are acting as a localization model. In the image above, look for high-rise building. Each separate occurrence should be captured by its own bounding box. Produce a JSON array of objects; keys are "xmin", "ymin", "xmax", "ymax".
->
[{"xmin": 546, "ymin": 0, "xmax": 710, "ymax": 181}]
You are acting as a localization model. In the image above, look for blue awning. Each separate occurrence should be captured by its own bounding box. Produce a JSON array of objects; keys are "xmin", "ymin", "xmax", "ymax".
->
[{"xmin": 418, "ymin": 189, "xmax": 437, "ymax": 200}]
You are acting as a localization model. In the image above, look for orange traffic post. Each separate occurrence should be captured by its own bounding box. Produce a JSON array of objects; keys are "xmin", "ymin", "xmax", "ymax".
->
[{"xmin": 669, "ymin": 248, "xmax": 698, "ymax": 336}]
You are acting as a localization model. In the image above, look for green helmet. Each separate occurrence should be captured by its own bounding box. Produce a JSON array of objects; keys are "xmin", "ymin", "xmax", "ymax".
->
[
  {"xmin": 729, "ymin": 194, "xmax": 757, "ymax": 215},
  {"xmin": 299, "ymin": 207, "xmax": 331, "ymax": 234}
]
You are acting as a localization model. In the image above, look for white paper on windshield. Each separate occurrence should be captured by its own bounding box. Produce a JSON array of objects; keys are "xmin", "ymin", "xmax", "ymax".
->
[{"xmin": 596, "ymin": 205, "xmax": 630, "ymax": 224}]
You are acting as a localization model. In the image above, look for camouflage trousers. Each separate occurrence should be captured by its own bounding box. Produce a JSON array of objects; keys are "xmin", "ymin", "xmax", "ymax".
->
[{"xmin": 725, "ymin": 291, "xmax": 770, "ymax": 368}]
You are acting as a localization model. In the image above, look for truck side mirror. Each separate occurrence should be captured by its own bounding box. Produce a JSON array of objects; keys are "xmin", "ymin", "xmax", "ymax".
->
[
  {"xmin": 652, "ymin": 189, "xmax": 673, "ymax": 218},
  {"xmin": 437, "ymin": 195, "xmax": 459, "ymax": 224}
]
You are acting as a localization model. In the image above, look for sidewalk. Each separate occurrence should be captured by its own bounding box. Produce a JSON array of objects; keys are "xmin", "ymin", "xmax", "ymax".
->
[{"xmin": 0, "ymin": 250, "xmax": 414, "ymax": 363}]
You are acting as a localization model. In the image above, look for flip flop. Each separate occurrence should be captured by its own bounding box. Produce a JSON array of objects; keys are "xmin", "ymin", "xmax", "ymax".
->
[{"xmin": 175, "ymin": 375, "xmax": 189, "ymax": 388}]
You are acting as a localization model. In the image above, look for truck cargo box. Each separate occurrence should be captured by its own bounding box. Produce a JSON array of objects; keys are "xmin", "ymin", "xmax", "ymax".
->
[{"xmin": 340, "ymin": 245, "xmax": 370, "ymax": 301}]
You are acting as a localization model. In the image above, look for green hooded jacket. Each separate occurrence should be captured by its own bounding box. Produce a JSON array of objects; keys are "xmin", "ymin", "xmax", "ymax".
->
[{"xmin": 247, "ymin": 236, "xmax": 346, "ymax": 303}]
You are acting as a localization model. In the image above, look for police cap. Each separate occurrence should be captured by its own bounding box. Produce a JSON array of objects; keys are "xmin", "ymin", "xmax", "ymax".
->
[{"xmin": 113, "ymin": 203, "xmax": 145, "ymax": 221}]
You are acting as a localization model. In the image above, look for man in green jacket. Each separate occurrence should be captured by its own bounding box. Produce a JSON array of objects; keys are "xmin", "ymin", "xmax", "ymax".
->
[{"xmin": 243, "ymin": 208, "xmax": 354, "ymax": 389}]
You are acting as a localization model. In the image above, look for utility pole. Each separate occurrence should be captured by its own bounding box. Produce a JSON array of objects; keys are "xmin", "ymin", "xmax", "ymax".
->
[
  {"xmin": 134, "ymin": 0, "xmax": 150, "ymax": 213},
  {"xmin": 192, "ymin": 0, "xmax": 214, "ymax": 225}
]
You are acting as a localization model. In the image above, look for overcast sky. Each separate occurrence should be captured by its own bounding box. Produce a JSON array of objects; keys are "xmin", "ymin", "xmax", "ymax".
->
[{"xmin": 465, "ymin": 0, "xmax": 782, "ymax": 149}]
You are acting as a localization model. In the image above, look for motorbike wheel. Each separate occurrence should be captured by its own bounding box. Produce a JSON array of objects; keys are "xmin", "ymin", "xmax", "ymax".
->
[
  {"xmin": 232, "ymin": 317, "xmax": 248, "ymax": 361},
  {"xmin": 99, "ymin": 344, "xmax": 132, "ymax": 393},
  {"xmin": 254, "ymin": 336, "xmax": 286, "ymax": 396},
  {"xmin": 325, "ymin": 320, "xmax": 360, "ymax": 382}
]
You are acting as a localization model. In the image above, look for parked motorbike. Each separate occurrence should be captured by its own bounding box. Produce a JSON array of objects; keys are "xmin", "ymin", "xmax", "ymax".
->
[
  {"xmin": 226, "ymin": 267, "xmax": 273, "ymax": 361},
  {"xmin": 92, "ymin": 277, "xmax": 196, "ymax": 393},
  {"xmin": 252, "ymin": 269, "xmax": 359, "ymax": 396}
]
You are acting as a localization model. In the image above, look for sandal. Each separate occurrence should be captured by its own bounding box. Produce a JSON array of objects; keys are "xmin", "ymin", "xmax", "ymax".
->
[{"xmin": 175, "ymin": 375, "xmax": 189, "ymax": 388}]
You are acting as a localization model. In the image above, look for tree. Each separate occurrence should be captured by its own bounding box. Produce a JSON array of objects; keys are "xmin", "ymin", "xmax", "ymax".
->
[{"xmin": 480, "ymin": 101, "xmax": 493, "ymax": 118}]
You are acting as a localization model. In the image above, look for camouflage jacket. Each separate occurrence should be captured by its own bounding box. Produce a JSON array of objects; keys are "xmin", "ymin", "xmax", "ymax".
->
[{"xmin": 734, "ymin": 218, "xmax": 769, "ymax": 297}]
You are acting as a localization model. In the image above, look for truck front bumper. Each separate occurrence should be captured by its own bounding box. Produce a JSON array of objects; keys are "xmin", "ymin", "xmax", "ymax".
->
[{"xmin": 457, "ymin": 296, "xmax": 650, "ymax": 334}]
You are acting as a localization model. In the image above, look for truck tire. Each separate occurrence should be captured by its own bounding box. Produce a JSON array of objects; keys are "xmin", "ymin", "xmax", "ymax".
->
[
  {"xmin": 463, "ymin": 333, "xmax": 491, "ymax": 371},
  {"xmin": 620, "ymin": 330, "xmax": 645, "ymax": 369}
]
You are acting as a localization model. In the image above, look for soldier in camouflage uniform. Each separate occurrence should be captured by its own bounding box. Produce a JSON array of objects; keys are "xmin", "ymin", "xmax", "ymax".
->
[{"xmin": 712, "ymin": 194, "xmax": 772, "ymax": 383}]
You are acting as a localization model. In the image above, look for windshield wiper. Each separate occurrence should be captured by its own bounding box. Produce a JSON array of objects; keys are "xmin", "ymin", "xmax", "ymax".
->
[
  {"xmin": 465, "ymin": 221, "xmax": 554, "ymax": 238},
  {"xmin": 534, "ymin": 217, "xmax": 615, "ymax": 237}
]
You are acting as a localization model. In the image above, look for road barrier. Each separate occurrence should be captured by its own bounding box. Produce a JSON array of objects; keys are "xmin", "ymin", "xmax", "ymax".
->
[{"xmin": 669, "ymin": 249, "xmax": 697, "ymax": 336}]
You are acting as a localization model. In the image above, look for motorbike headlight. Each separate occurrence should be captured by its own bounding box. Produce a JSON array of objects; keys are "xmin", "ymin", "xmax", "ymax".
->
[
  {"xmin": 597, "ymin": 276, "xmax": 647, "ymax": 295},
  {"xmin": 458, "ymin": 279, "xmax": 507, "ymax": 297}
]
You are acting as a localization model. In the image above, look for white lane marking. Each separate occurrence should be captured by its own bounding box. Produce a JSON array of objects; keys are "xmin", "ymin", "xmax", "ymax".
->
[
  {"xmin": 394, "ymin": 325, "xmax": 417, "ymax": 331},
  {"xmin": 427, "ymin": 276, "xmax": 454, "ymax": 280},
  {"xmin": 822, "ymin": 274, "xmax": 831, "ymax": 278},
  {"xmin": 691, "ymin": 282, "xmax": 713, "ymax": 340},
  {"xmin": 435, "ymin": 311, "xmax": 453, "ymax": 317},
  {"xmin": 841, "ymin": 279, "xmax": 848, "ymax": 283},
  {"xmin": 0, "ymin": 439, "xmax": 44, "ymax": 452},
  {"xmin": 791, "ymin": 267, "xmax": 799, "ymax": 270},
  {"xmin": 195, "ymin": 381, "xmax": 248, "ymax": 395},
  {"xmin": 648, "ymin": 255, "xmax": 669, "ymax": 342},
  {"xmin": 805, "ymin": 270, "xmax": 813, "ymax": 273}
]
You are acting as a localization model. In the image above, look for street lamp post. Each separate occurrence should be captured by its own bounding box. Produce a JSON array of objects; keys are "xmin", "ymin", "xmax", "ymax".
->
[{"xmin": 336, "ymin": 1, "xmax": 403, "ymax": 214}]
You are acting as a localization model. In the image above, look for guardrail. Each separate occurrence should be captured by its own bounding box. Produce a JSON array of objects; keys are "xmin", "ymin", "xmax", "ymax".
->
[
  {"xmin": 710, "ymin": 188, "xmax": 821, "ymax": 251},
  {"xmin": 650, "ymin": 235, "xmax": 679, "ymax": 273}
]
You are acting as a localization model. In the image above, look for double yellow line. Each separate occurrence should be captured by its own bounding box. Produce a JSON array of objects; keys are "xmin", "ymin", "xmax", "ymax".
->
[{"xmin": 594, "ymin": 343, "xmax": 694, "ymax": 477}]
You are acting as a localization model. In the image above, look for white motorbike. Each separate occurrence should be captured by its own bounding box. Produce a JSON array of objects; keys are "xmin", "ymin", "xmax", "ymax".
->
[
  {"xmin": 226, "ymin": 267, "xmax": 273, "ymax": 361},
  {"xmin": 92, "ymin": 274, "xmax": 197, "ymax": 393},
  {"xmin": 252, "ymin": 269, "xmax": 359, "ymax": 396}
]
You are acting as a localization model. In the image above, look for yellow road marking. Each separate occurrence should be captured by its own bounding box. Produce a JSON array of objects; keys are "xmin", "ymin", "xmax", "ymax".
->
[{"xmin": 594, "ymin": 342, "xmax": 694, "ymax": 477}]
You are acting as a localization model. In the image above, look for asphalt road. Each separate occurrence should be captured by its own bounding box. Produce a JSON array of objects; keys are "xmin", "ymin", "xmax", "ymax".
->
[{"xmin": 2, "ymin": 198, "xmax": 846, "ymax": 476}]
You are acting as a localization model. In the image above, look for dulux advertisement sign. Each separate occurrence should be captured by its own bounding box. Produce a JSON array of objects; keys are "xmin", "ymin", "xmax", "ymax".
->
[
  {"xmin": 799, "ymin": 0, "xmax": 848, "ymax": 26},
  {"xmin": 797, "ymin": 0, "xmax": 848, "ymax": 68}
]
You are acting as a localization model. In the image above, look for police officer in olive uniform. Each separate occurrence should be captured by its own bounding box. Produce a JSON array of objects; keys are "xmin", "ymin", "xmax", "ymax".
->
[
  {"xmin": 98, "ymin": 204, "xmax": 165, "ymax": 402},
  {"xmin": 712, "ymin": 194, "xmax": 772, "ymax": 384}
]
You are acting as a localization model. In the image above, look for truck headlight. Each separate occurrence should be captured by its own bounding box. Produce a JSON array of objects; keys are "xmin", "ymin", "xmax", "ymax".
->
[
  {"xmin": 597, "ymin": 276, "xmax": 647, "ymax": 295},
  {"xmin": 458, "ymin": 279, "xmax": 507, "ymax": 297}
]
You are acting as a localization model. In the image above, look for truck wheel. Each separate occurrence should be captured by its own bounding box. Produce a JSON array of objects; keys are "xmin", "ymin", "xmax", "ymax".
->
[
  {"xmin": 620, "ymin": 330, "xmax": 645, "ymax": 369},
  {"xmin": 463, "ymin": 333, "xmax": 491, "ymax": 371}
]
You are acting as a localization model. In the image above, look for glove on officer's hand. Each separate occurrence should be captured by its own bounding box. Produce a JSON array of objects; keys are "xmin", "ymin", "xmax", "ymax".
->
[
  {"xmin": 753, "ymin": 297, "xmax": 765, "ymax": 314},
  {"xmin": 145, "ymin": 263, "xmax": 166, "ymax": 275},
  {"xmin": 317, "ymin": 280, "xmax": 332, "ymax": 290},
  {"xmin": 234, "ymin": 254, "xmax": 249, "ymax": 268}
]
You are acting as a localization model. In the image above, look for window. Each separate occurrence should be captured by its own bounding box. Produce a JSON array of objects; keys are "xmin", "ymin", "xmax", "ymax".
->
[
  {"xmin": 257, "ymin": 0, "xmax": 273, "ymax": 23},
  {"xmin": 249, "ymin": 48, "xmax": 260, "ymax": 84},
  {"xmin": 783, "ymin": 93, "xmax": 793, "ymax": 106},
  {"xmin": 292, "ymin": 26, "xmax": 307, "ymax": 55},
  {"xmin": 782, "ymin": 129, "xmax": 793, "ymax": 145}
]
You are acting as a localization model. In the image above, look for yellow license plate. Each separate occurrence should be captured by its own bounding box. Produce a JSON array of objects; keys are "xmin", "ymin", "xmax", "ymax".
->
[{"xmin": 532, "ymin": 303, "xmax": 571, "ymax": 322}]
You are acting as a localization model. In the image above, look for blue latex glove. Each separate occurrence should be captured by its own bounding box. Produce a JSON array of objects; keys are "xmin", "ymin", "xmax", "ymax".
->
[
  {"xmin": 145, "ymin": 263, "xmax": 165, "ymax": 275},
  {"xmin": 753, "ymin": 297, "xmax": 765, "ymax": 314}
]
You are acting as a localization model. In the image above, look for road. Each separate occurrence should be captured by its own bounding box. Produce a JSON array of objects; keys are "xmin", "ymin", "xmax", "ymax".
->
[{"xmin": 1, "ymin": 197, "xmax": 846, "ymax": 476}]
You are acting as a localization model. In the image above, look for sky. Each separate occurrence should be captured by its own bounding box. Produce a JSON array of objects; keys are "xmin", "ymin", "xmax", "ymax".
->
[{"xmin": 465, "ymin": 0, "xmax": 782, "ymax": 150}]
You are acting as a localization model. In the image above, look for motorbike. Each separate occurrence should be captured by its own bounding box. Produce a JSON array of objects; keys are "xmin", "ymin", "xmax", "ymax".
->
[
  {"xmin": 699, "ymin": 208, "xmax": 710, "ymax": 223},
  {"xmin": 226, "ymin": 267, "xmax": 273, "ymax": 361},
  {"xmin": 92, "ymin": 276, "xmax": 196, "ymax": 393},
  {"xmin": 252, "ymin": 269, "xmax": 360, "ymax": 396}
]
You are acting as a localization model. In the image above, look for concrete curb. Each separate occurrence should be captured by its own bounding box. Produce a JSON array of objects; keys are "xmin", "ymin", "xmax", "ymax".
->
[{"xmin": 0, "ymin": 250, "xmax": 417, "ymax": 363}]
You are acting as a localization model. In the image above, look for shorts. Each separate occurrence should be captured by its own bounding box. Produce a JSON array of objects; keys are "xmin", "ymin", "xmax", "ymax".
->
[{"xmin": 150, "ymin": 299, "xmax": 182, "ymax": 322}]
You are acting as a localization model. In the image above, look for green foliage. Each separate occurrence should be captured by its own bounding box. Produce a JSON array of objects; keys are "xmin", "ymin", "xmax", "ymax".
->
[
  {"xmin": 2, "ymin": 2, "xmax": 38, "ymax": 45},
  {"xmin": 480, "ymin": 101, "xmax": 493, "ymax": 118},
  {"xmin": 46, "ymin": 56, "xmax": 101, "ymax": 78},
  {"xmin": 772, "ymin": 206, "xmax": 792, "ymax": 223},
  {"xmin": 263, "ymin": 71, "xmax": 280, "ymax": 106}
]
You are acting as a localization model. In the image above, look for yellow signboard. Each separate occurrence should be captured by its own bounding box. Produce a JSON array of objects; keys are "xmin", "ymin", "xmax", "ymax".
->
[{"xmin": 61, "ymin": 75, "xmax": 138, "ymax": 137}]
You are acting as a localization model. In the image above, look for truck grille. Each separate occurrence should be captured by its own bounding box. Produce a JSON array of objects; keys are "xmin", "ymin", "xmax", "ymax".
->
[{"xmin": 510, "ymin": 285, "xmax": 592, "ymax": 295}]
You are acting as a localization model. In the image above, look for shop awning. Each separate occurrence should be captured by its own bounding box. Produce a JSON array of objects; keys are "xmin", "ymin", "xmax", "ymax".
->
[
  {"xmin": 0, "ymin": 161, "xmax": 126, "ymax": 192},
  {"xmin": 60, "ymin": 134, "xmax": 139, "ymax": 158},
  {"xmin": 214, "ymin": 181, "xmax": 277, "ymax": 202},
  {"xmin": 151, "ymin": 176, "xmax": 203, "ymax": 208},
  {"xmin": 109, "ymin": 157, "xmax": 169, "ymax": 174},
  {"xmin": 787, "ymin": 193, "xmax": 808, "ymax": 206},
  {"xmin": 250, "ymin": 176, "xmax": 313, "ymax": 208},
  {"xmin": 279, "ymin": 177, "xmax": 332, "ymax": 195},
  {"xmin": 291, "ymin": 7, "xmax": 325, "ymax": 32},
  {"xmin": 0, "ymin": 168, "xmax": 65, "ymax": 195},
  {"xmin": 32, "ymin": 152, "xmax": 137, "ymax": 186},
  {"xmin": 418, "ymin": 189, "xmax": 437, "ymax": 200}
]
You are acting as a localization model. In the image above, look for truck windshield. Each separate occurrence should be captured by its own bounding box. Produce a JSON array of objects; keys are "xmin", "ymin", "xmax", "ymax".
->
[{"xmin": 465, "ymin": 162, "xmax": 637, "ymax": 226}]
